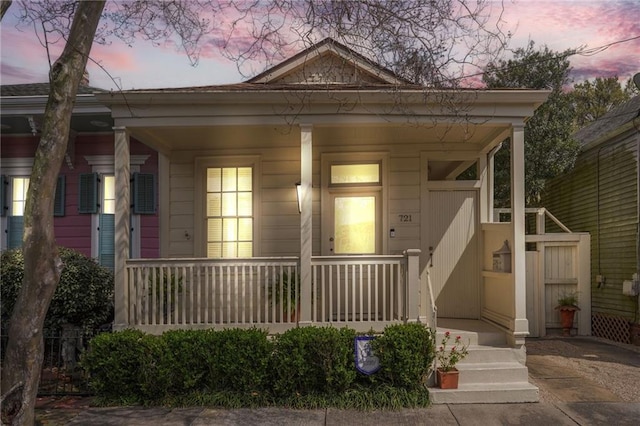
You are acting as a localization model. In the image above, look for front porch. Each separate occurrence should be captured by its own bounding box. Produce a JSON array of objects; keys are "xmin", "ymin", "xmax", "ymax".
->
[{"xmin": 123, "ymin": 250, "xmax": 423, "ymax": 334}]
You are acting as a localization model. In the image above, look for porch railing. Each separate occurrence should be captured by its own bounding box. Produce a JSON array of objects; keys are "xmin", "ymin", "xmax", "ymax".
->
[
  {"xmin": 311, "ymin": 255, "xmax": 407, "ymax": 330},
  {"xmin": 125, "ymin": 254, "xmax": 412, "ymax": 333}
]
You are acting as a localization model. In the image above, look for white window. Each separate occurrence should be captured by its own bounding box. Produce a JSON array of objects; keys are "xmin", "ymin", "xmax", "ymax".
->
[{"xmin": 206, "ymin": 167, "xmax": 253, "ymax": 258}]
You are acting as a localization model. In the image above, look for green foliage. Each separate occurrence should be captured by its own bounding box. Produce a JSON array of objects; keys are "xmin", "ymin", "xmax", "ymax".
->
[
  {"xmin": 269, "ymin": 326, "xmax": 356, "ymax": 396},
  {"xmin": 557, "ymin": 291, "xmax": 579, "ymax": 308},
  {"xmin": 571, "ymin": 77, "xmax": 635, "ymax": 128},
  {"xmin": 0, "ymin": 247, "xmax": 114, "ymax": 331},
  {"xmin": 82, "ymin": 325, "xmax": 435, "ymax": 408},
  {"xmin": 81, "ymin": 329, "xmax": 157, "ymax": 401},
  {"xmin": 207, "ymin": 328, "xmax": 272, "ymax": 393},
  {"xmin": 371, "ymin": 323, "xmax": 435, "ymax": 389},
  {"xmin": 483, "ymin": 41, "xmax": 580, "ymax": 207},
  {"xmin": 435, "ymin": 331, "xmax": 469, "ymax": 372}
]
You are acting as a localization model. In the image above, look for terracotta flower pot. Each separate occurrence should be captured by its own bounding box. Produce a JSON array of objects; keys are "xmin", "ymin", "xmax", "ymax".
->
[
  {"xmin": 437, "ymin": 368, "xmax": 459, "ymax": 389},
  {"xmin": 557, "ymin": 306, "xmax": 579, "ymax": 336}
]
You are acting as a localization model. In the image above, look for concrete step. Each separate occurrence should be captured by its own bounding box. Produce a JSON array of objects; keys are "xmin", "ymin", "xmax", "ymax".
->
[
  {"xmin": 429, "ymin": 381, "xmax": 539, "ymax": 404},
  {"xmin": 435, "ymin": 330, "xmax": 506, "ymax": 346},
  {"xmin": 457, "ymin": 361, "xmax": 530, "ymax": 384},
  {"xmin": 459, "ymin": 346, "xmax": 520, "ymax": 364}
]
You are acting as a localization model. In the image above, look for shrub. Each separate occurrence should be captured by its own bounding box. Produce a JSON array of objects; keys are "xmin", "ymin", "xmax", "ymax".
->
[
  {"xmin": 207, "ymin": 328, "xmax": 272, "ymax": 393},
  {"xmin": 270, "ymin": 326, "xmax": 356, "ymax": 396},
  {"xmin": 371, "ymin": 323, "xmax": 435, "ymax": 389},
  {"xmin": 0, "ymin": 247, "xmax": 114, "ymax": 331},
  {"xmin": 161, "ymin": 328, "xmax": 271, "ymax": 394}
]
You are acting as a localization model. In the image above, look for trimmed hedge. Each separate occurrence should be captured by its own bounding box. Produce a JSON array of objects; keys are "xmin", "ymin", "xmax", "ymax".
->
[
  {"xmin": 0, "ymin": 247, "xmax": 114, "ymax": 331},
  {"xmin": 82, "ymin": 323, "xmax": 435, "ymax": 408}
]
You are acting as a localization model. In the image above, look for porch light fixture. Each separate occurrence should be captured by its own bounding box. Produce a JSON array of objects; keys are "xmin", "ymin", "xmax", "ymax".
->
[{"xmin": 295, "ymin": 182, "xmax": 302, "ymax": 213}]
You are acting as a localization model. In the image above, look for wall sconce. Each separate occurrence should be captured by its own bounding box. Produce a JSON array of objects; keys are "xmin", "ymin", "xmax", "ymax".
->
[{"xmin": 295, "ymin": 182, "xmax": 302, "ymax": 213}]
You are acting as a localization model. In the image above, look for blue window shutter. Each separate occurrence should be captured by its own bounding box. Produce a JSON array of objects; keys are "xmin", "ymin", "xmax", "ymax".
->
[
  {"xmin": 78, "ymin": 173, "xmax": 98, "ymax": 214},
  {"xmin": 54, "ymin": 175, "xmax": 65, "ymax": 217},
  {"xmin": 7, "ymin": 216, "xmax": 24, "ymax": 249},
  {"xmin": 0, "ymin": 175, "xmax": 7, "ymax": 217},
  {"xmin": 132, "ymin": 173, "xmax": 156, "ymax": 214},
  {"xmin": 99, "ymin": 213, "xmax": 115, "ymax": 269}
]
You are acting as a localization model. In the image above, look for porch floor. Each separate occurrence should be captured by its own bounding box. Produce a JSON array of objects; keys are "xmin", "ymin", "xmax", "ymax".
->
[{"xmin": 436, "ymin": 318, "xmax": 508, "ymax": 346}]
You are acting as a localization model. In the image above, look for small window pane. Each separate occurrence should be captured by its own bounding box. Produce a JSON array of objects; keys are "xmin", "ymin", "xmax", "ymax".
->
[
  {"xmin": 103, "ymin": 176, "xmax": 115, "ymax": 214},
  {"xmin": 222, "ymin": 168, "xmax": 236, "ymax": 192},
  {"xmin": 238, "ymin": 242, "xmax": 252, "ymax": 257},
  {"xmin": 222, "ymin": 242, "xmax": 237, "ymax": 257},
  {"xmin": 238, "ymin": 167, "xmax": 252, "ymax": 191},
  {"xmin": 237, "ymin": 193, "xmax": 252, "ymax": 216},
  {"xmin": 207, "ymin": 218, "xmax": 222, "ymax": 241},
  {"xmin": 238, "ymin": 218, "xmax": 252, "ymax": 241},
  {"xmin": 207, "ymin": 193, "xmax": 221, "ymax": 216},
  {"xmin": 222, "ymin": 193, "xmax": 236, "ymax": 216},
  {"xmin": 12, "ymin": 177, "xmax": 29, "ymax": 216},
  {"xmin": 331, "ymin": 164, "xmax": 379, "ymax": 185},
  {"xmin": 208, "ymin": 243, "xmax": 222, "ymax": 258},
  {"xmin": 207, "ymin": 168, "xmax": 221, "ymax": 192},
  {"xmin": 223, "ymin": 218, "xmax": 237, "ymax": 241}
]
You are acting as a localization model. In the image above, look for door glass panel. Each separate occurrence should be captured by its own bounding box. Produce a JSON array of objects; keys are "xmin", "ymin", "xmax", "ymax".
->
[{"xmin": 334, "ymin": 196, "xmax": 376, "ymax": 254}]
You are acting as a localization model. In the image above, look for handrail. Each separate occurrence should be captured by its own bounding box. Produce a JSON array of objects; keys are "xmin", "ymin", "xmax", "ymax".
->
[
  {"xmin": 426, "ymin": 266, "xmax": 437, "ymax": 330},
  {"xmin": 492, "ymin": 207, "xmax": 572, "ymax": 233}
]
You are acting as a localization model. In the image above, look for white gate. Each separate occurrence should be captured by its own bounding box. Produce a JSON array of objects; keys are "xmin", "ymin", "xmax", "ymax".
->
[{"xmin": 518, "ymin": 209, "xmax": 591, "ymax": 337}]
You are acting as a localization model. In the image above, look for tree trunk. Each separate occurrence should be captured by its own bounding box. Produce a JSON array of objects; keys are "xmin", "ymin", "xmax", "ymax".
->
[{"xmin": 1, "ymin": 2, "xmax": 105, "ymax": 425}]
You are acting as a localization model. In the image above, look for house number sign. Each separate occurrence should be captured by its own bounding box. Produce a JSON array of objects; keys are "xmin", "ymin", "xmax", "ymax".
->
[{"xmin": 398, "ymin": 214, "xmax": 412, "ymax": 222}]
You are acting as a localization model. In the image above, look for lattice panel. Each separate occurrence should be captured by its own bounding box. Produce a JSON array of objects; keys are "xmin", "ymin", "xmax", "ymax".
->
[{"xmin": 592, "ymin": 313, "xmax": 631, "ymax": 344}]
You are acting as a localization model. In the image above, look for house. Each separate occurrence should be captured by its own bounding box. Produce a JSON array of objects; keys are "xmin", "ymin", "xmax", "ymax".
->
[
  {"xmin": 0, "ymin": 83, "xmax": 159, "ymax": 266},
  {"xmin": 542, "ymin": 94, "xmax": 640, "ymax": 344},
  {"xmin": 1, "ymin": 39, "xmax": 550, "ymax": 402}
]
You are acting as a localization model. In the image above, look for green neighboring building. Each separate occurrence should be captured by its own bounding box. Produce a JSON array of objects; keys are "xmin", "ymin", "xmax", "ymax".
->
[{"xmin": 542, "ymin": 95, "xmax": 640, "ymax": 343}]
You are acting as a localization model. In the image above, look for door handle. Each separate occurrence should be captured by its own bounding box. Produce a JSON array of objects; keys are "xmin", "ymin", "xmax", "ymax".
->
[{"xmin": 429, "ymin": 246, "xmax": 434, "ymax": 267}]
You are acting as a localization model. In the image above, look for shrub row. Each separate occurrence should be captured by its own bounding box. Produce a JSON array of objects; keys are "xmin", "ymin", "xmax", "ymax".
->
[{"xmin": 82, "ymin": 323, "xmax": 435, "ymax": 407}]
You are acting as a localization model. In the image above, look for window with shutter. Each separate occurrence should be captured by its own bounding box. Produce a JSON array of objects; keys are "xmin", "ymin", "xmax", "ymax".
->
[
  {"xmin": 132, "ymin": 173, "xmax": 156, "ymax": 214},
  {"xmin": 0, "ymin": 175, "xmax": 7, "ymax": 217},
  {"xmin": 54, "ymin": 175, "xmax": 66, "ymax": 217},
  {"xmin": 78, "ymin": 173, "xmax": 99, "ymax": 214}
]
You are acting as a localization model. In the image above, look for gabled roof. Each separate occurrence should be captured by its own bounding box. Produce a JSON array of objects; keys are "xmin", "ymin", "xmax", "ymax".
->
[
  {"xmin": 0, "ymin": 83, "xmax": 103, "ymax": 97},
  {"xmin": 574, "ymin": 95, "xmax": 640, "ymax": 149},
  {"xmin": 247, "ymin": 38, "xmax": 412, "ymax": 85}
]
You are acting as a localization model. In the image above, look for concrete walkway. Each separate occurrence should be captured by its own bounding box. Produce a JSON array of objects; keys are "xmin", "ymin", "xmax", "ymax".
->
[{"xmin": 35, "ymin": 337, "xmax": 640, "ymax": 425}]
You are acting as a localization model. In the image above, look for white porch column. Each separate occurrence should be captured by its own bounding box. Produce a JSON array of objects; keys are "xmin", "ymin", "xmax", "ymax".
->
[
  {"xmin": 510, "ymin": 124, "xmax": 528, "ymax": 344},
  {"xmin": 299, "ymin": 124, "xmax": 313, "ymax": 324},
  {"xmin": 405, "ymin": 249, "xmax": 421, "ymax": 322},
  {"xmin": 113, "ymin": 126, "xmax": 130, "ymax": 330}
]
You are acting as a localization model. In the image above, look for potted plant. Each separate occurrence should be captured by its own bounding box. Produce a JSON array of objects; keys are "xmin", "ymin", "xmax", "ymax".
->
[
  {"xmin": 435, "ymin": 331, "xmax": 469, "ymax": 389},
  {"xmin": 555, "ymin": 292, "xmax": 580, "ymax": 336},
  {"xmin": 270, "ymin": 270, "xmax": 300, "ymax": 322}
]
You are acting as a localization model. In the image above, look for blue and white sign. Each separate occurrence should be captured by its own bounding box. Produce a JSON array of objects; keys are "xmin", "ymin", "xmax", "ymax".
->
[{"xmin": 354, "ymin": 336, "xmax": 381, "ymax": 375}]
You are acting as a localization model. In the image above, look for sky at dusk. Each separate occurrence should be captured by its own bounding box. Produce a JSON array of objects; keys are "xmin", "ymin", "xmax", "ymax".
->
[{"xmin": 1, "ymin": 0, "xmax": 639, "ymax": 91}]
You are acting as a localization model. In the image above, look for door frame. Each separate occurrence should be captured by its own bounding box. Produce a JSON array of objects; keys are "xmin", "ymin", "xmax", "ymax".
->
[
  {"xmin": 320, "ymin": 152, "xmax": 389, "ymax": 256},
  {"xmin": 420, "ymin": 154, "xmax": 483, "ymax": 319}
]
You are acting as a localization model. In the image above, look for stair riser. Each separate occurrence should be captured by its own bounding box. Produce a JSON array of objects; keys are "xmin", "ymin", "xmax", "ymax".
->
[
  {"xmin": 458, "ymin": 367, "xmax": 529, "ymax": 384},
  {"xmin": 435, "ymin": 332, "xmax": 506, "ymax": 346},
  {"xmin": 459, "ymin": 349, "xmax": 520, "ymax": 364}
]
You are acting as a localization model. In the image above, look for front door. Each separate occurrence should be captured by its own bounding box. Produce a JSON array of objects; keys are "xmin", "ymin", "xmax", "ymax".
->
[{"xmin": 424, "ymin": 190, "xmax": 479, "ymax": 319}]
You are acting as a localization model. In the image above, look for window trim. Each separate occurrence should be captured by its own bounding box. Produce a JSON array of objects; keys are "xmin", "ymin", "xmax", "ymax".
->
[{"xmin": 195, "ymin": 156, "xmax": 261, "ymax": 258}]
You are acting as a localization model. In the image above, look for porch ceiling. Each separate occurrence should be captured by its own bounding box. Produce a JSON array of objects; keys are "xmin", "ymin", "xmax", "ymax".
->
[{"xmin": 126, "ymin": 122, "xmax": 508, "ymax": 155}]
